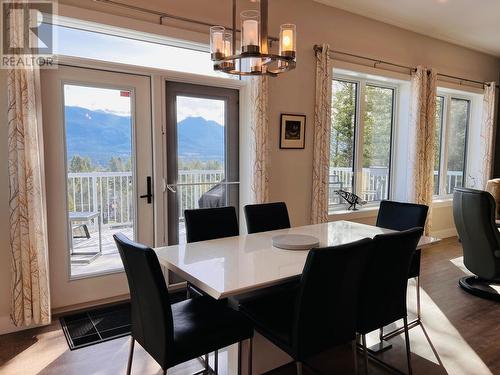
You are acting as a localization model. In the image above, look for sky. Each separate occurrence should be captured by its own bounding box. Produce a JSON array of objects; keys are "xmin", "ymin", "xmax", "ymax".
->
[
  {"xmin": 54, "ymin": 25, "xmax": 225, "ymax": 77},
  {"xmin": 64, "ymin": 85, "xmax": 132, "ymax": 116},
  {"xmin": 177, "ymin": 96, "xmax": 225, "ymax": 125}
]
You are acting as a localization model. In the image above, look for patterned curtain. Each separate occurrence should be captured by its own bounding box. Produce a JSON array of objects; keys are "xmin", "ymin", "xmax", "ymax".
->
[
  {"xmin": 478, "ymin": 83, "xmax": 497, "ymax": 188},
  {"xmin": 249, "ymin": 76, "xmax": 269, "ymax": 203},
  {"xmin": 407, "ymin": 66, "xmax": 437, "ymax": 234},
  {"xmin": 311, "ymin": 44, "xmax": 333, "ymax": 224},
  {"xmin": 7, "ymin": 3, "xmax": 51, "ymax": 327}
]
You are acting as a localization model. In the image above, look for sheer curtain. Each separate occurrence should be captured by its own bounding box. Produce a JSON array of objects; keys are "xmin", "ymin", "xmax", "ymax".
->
[
  {"xmin": 7, "ymin": 3, "xmax": 50, "ymax": 327},
  {"xmin": 478, "ymin": 83, "xmax": 497, "ymax": 188},
  {"xmin": 407, "ymin": 66, "xmax": 437, "ymax": 234},
  {"xmin": 249, "ymin": 76, "xmax": 270, "ymax": 204},
  {"xmin": 311, "ymin": 44, "xmax": 333, "ymax": 224}
]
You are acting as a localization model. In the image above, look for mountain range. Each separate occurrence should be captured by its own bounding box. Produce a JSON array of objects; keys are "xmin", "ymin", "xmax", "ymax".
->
[{"xmin": 65, "ymin": 106, "xmax": 224, "ymax": 166}]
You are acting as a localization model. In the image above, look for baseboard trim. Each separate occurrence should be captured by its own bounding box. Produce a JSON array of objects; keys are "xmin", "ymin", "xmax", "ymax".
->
[
  {"xmin": 430, "ymin": 227, "xmax": 457, "ymax": 239},
  {"xmin": 52, "ymin": 293, "xmax": 130, "ymax": 316}
]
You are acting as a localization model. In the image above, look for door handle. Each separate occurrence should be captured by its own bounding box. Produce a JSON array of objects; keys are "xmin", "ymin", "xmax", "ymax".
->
[{"xmin": 140, "ymin": 176, "xmax": 153, "ymax": 204}]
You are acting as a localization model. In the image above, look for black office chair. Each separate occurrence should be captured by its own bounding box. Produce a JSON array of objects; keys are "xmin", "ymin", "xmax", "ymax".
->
[
  {"xmin": 239, "ymin": 238, "xmax": 373, "ymax": 374},
  {"xmin": 114, "ymin": 233, "xmax": 253, "ymax": 375},
  {"xmin": 376, "ymin": 200, "xmax": 428, "ymax": 338},
  {"xmin": 356, "ymin": 228, "xmax": 423, "ymax": 375},
  {"xmin": 453, "ymin": 188, "xmax": 500, "ymax": 301},
  {"xmin": 184, "ymin": 206, "xmax": 239, "ymax": 297},
  {"xmin": 244, "ymin": 202, "xmax": 291, "ymax": 234}
]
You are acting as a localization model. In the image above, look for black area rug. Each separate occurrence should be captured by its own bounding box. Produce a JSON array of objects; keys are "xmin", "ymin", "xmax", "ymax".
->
[
  {"xmin": 60, "ymin": 303, "xmax": 131, "ymax": 350},
  {"xmin": 60, "ymin": 291, "xmax": 187, "ymax": 350}
]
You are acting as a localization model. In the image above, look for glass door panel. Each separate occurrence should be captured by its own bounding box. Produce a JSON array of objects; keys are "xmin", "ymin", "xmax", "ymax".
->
[
  {"xmin": 166, "ymin": 82, "xmax": 239, "ymax": 284},
  {"xmin": 41, "ymin": 65, "xmax": 153, "ymax": 291},
  {"xmin": 175, "ymin": 96, "xmax": 227, "ymax": 243},
  {"xmin": 63, "ymin": 84, "xmax": 136, "ymax": 277}
]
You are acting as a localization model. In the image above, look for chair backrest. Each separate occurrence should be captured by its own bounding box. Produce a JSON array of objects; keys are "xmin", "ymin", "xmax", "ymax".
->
[
  {"xmin": 376, "ymin": 200, "xmax": 428, "ymax": 231},
  {"xmin": 292, "ymin": 238, "xmax": 373, "ymax": 360},
  {"xmin": 184, "ymin": 206, "xmax": 239, "ymax": 243},
  {"xmin": 114, "ymin": 234, "xmax": 173, "ymax": 369},
  {"xmin": 453, "ymin": 187, "xmax": 500, "ymax": 280},
  {"xmin": 244, "ymin": 202, "xmax": 291, "ymax": 234},
  {"xmin": 356, "ymin": 228, "xmax": 423, "ymax": 334}
]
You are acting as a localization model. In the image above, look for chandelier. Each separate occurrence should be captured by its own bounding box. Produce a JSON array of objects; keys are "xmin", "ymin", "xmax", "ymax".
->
[{"xmin": 209, "ymin": 0, "xmax": 296, "ymax": 77}]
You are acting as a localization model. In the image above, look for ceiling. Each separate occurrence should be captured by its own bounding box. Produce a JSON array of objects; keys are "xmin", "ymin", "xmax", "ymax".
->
[{"xmin": 313, "ymin": 0, "xmax": 500, "ymax": 57}]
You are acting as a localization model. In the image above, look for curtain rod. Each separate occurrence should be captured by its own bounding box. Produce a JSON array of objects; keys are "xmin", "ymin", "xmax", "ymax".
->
[
  {"xmin": 93, "ymin": 0, "xmax": 279, "ymax": 42},
  {"xmin": 313, "ymin": 44, "xmax": 498, "ymax": 89}
]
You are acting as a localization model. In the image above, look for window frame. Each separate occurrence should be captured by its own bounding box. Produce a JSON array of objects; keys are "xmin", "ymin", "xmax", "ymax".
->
[
  {"xmin": 330, "ymin": 73, "xmax": 398, "ymax": 211},
  {"xmin": 434, "ymin": 91, "xmax": 471, "ymax": 198}
]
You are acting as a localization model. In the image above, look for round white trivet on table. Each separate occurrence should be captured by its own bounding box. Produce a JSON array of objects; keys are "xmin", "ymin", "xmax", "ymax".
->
[{"xmin": 272, "ymin": 234, "xmax": 320, "ymax": 250}]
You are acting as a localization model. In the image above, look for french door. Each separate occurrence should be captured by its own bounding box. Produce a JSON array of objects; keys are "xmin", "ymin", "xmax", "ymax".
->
[
  {"xmin": 166, "ymin": 82, "xmax": 239, "ymax": 246},
  {"xmin": 41, "ymin": 65, "xmax": 154, "ymax": 307}
]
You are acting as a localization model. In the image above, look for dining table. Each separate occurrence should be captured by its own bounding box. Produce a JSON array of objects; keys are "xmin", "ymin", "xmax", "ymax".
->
[
  {"xmin": 155, "ymin": 220, "xmax": 440, "ymax": 300},
  {"xmin": 154, "ymin": 220, "xmax": 441, "ymax": 374}
]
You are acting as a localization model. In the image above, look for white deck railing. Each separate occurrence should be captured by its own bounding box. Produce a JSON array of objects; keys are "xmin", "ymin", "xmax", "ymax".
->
[
  {"xmin": 68, "ymin": 168, "xmax": 464, "ymax": 225},
  {"xmin": 329, "ymin": 167, "xmax": 463, "ymax": 206}
]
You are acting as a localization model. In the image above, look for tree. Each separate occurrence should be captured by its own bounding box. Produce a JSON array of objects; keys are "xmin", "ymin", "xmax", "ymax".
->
[
  {"xmin": 108, "ymin": 157, "xmax": 131, "ymax": 172},
  {"xmin": 330, "ymin": 80, "xmax": 356, "ymax": 168},
  {"xmin": 69, "ymin": 155, "xmax": 93, "ymax": 172}
]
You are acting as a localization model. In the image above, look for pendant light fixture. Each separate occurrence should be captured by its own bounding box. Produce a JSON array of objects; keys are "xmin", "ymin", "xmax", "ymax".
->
[{"xmin": 210, "ymin": 0, "xmax": 296, "ymax": 77}]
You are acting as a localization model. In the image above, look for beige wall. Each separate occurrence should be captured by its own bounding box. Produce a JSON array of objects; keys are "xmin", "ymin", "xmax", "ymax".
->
[
  {"xmin": 1, "ymin": 0, "xmax": 499, "ymax": 333},
  {"xmin": 59, "ymin": 0, "xmax": 500, "ymax": 226}
]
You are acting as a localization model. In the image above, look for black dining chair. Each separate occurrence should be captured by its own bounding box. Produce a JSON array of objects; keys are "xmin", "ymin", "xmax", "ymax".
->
[
  {"xmin": 114, "ymin": 233, "xmax": 253, "ymax": 375},
  {"xmin": 356, "ymin": 227, "xmax": 423, "ymax": 375},
  {"xmin": 184, "ymin": 206, "xmax": 239, "ymax": 243},
  {"xmin": 244, "ymin": 202, "xmax": 291, "ymax": 234},
  {"xmin": 376, "ymin": 200, "xmax": 428, "ymax": 338},
  {"xmin": 184, "ymin": 206, "xmax": 239, "ymax": 297},
  {"xmin": 239, "ymin": 238, "xmax": 373, "ymax": 374}
]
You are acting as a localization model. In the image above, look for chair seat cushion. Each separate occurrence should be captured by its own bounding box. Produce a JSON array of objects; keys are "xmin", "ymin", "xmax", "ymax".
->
[
  {"xmin": 171, "ymin": 296, "xmax": 253, "ymax": 366},
  {"xmin": 238, "ymin": 285, "xmax": 298, "ymax": 355}
]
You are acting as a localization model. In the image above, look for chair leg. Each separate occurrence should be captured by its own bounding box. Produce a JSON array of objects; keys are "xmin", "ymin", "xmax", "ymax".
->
[
  {"xmin": 362, "ymin": 334, "xmax": 368, "ymax": 375},
  {"xmin": 248, "ymin": 338, "xmax": 253, "ymax": 375},
  {"xmin": 416, "ymin": 277, "xmax": 421, "ymax": 320},
  {"xmin": 126, "ymin": 338, "xmax": 135, "ymax": 375},
  {"xmin": 403, "ymin": 317, "xmax": 413, "ymax": 375},
  {"xmin": 204, "ymin": 354, "xmax": 209, "ymax": 373},
  {"xmin": 238, "ymin": 341, "xmax": 242, "ymax": 375},
  {"xmin": 296, "ymin": 362, "xmax": 303, "ymax": 375},
  {"xmin": 379, "ymin": 327, "xmax": 384, "ymax": 341},
  {"xmin": 352, "ymin": 339, "xmax": 358, "ymax": 375},
  {"xmin": 214, "ymin": 350, "xmax": 218, "ymax": 375}
]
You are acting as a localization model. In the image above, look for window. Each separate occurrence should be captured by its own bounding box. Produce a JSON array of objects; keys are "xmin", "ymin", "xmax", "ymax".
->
[
  {"xmin": 42, "ymin": 22, "xmax": 232, "ymax": 78},
  {"xmin": 433, "ymin": 93, "xmax": 470, "ymax": 196},
  {"xmin": 329, "ymin": 76, "xmax": 395, "ymax": 211}
]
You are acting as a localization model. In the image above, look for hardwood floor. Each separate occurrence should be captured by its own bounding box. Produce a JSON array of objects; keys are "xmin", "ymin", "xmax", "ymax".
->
[{"xmin": 1, "ymin": 237, "xmax": 499, "ymax": 375}]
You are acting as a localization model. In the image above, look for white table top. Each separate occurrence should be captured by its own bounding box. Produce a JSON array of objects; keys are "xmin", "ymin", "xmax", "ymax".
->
[{"xmin": 155, "ymin": 220, "xmax": 440, "ymax": 300}]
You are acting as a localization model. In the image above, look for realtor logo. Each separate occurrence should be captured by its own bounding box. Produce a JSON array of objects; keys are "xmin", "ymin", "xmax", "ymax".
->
[{"xmin": 1, "ymin": 0, "xmax": 56, "ymax": 68}]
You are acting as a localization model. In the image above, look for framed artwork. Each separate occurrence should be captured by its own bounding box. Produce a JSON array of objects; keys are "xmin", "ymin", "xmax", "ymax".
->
[{"xmin": 280, "ymin": 114, "xmax": 306, "ymax": 149}]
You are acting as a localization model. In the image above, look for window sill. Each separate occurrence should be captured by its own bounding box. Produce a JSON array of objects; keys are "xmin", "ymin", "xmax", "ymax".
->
[
  {"xmin": 328, "ymin": 205, "xmax": 380, "ymax": 220},
  {"xmin": 432, "ymin": 197, "xmax": 453, "ymax": 208}
]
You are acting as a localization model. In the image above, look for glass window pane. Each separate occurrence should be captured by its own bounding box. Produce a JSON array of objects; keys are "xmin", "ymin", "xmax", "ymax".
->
[
  {"xmin": 64, "ymin": 84, "xmax": 133, "ymax": 277},
  {"xmin": 330, "ymin": 80, "xmax": 357, "ymax": 209},
  {"xmin": 362, "ymin": 85, "xmax": 394, "ymax": 202},
  {"xmin": 434, "ymin": 96, "xmax": 445, "ymax": 195},
  {"xmin": 176, "ymin": 96, "xmax": 226, "ymax": 243},
  {"xmin": 47, "ymin": 23, "xmax": 230, "ymax": 78},
  {"xmin": 446, "ymin": 98, "xmax": 469, "ymax": 194}
]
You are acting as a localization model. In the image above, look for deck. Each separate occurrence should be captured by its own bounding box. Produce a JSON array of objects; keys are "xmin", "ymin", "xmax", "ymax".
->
[{"xmin": 70, "ymin": 223, "xmax": 186, "ymax": 278}]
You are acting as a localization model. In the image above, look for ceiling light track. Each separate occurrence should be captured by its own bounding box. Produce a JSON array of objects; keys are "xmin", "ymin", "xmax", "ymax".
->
[{"xmin": 92, "ymin": 0, "xmax": 278, "ymax": 42}]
